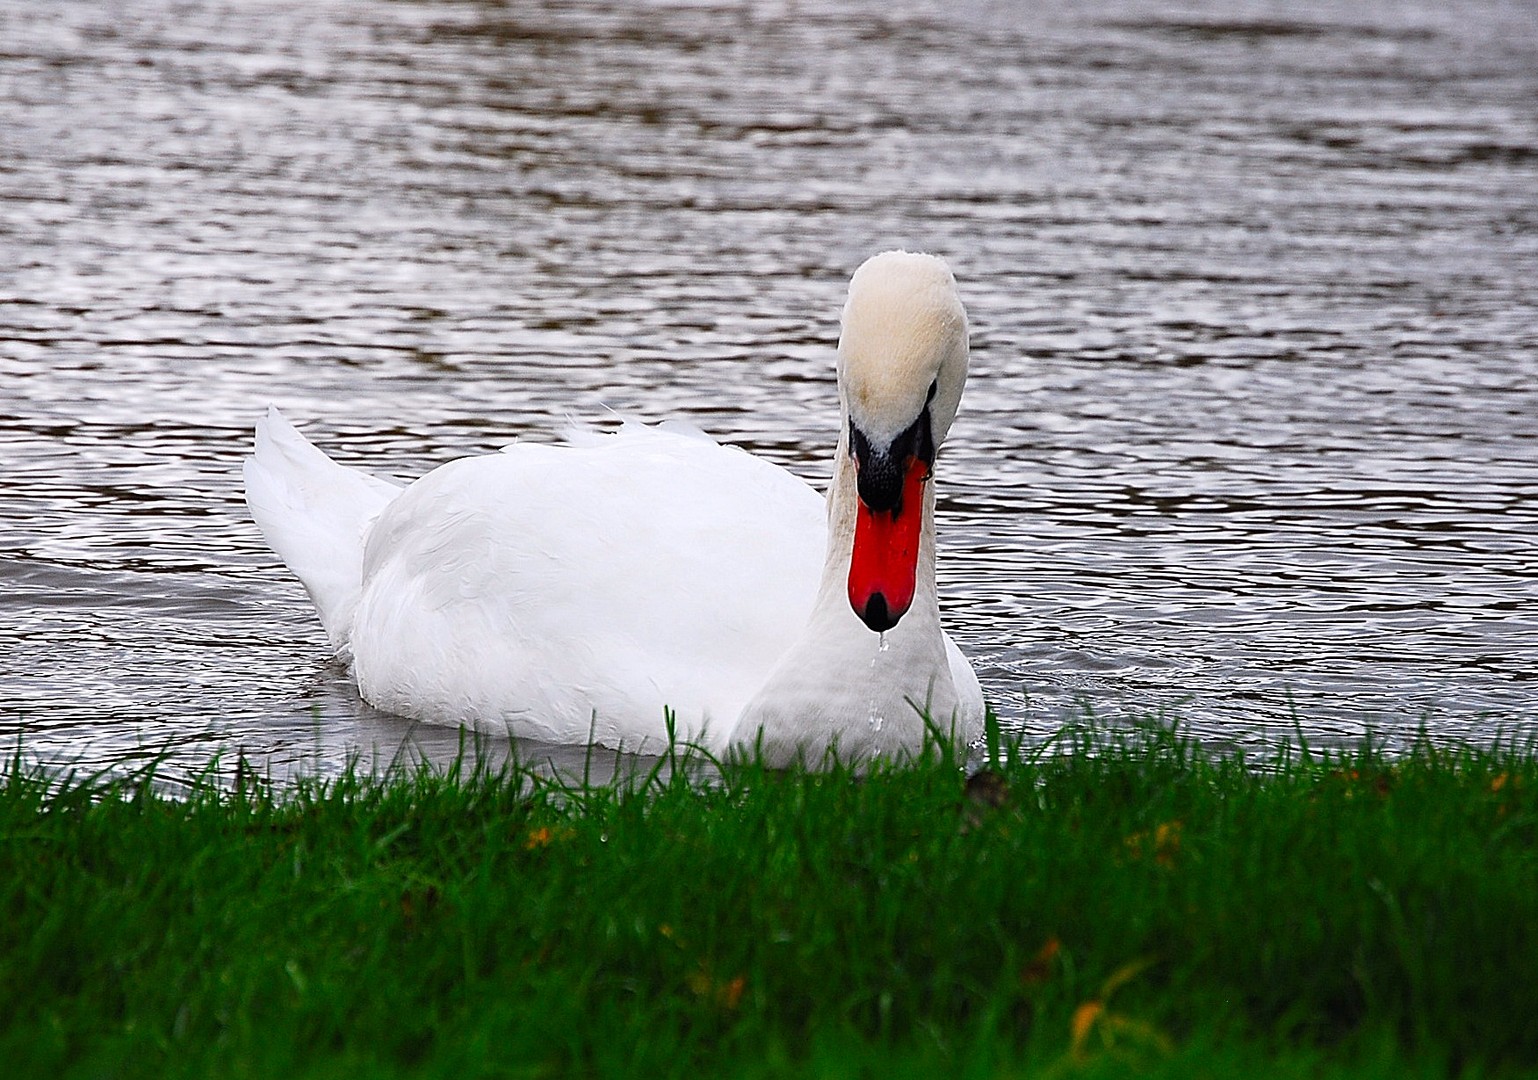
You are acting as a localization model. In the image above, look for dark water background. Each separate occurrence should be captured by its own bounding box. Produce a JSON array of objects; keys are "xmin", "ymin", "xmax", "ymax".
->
[{"xmin": 3, "ymin": 0, "xmax": 1535, "ymax": 783}]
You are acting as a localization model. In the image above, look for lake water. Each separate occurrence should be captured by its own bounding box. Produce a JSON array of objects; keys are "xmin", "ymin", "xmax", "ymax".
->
[{"xmin": 3, "ymin": 0, "xmax": 1535, "ymax": 784}]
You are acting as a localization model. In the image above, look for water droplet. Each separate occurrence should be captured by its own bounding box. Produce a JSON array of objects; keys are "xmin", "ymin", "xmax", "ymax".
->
[
  {"xmin": 868, "ymin": 633, "xmax": 888, "ymax": 731},
  {"xmin": 878, "ymin": 631, "xmax": 890, "ymax": 653}
]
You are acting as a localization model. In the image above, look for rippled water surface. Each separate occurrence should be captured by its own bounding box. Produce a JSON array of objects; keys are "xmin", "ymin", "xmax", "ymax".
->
[{"xmin": 3, "ymin": 0, "xmax": 1535, "ymax": 781}]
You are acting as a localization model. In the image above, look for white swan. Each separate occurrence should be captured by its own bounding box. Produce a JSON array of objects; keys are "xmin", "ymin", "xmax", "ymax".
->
[{"xmin": 245, "ymin": 250, "xmax": 984, "ymax": 766}]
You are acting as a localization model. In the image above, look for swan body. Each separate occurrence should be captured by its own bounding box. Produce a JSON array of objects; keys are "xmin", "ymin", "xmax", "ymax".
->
[{"xmin": 246, "ymin": 251, "xmax": 984, "ymax": 765}]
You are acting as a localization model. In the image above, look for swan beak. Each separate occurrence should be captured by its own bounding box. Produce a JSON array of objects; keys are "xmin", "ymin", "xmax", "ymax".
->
[{"xmin": 847, "ymin": 415, "xmax": 933, "ymax": 633}]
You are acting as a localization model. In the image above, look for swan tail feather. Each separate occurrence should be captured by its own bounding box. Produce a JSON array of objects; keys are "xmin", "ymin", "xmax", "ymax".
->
[{"xmin": 243, "ymin": 407, "xmax": 402, "ymax": 655}]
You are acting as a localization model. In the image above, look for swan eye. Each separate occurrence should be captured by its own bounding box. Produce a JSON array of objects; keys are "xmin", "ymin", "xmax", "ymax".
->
[{"xmin": 849, "ymin": 417, "xmax": 869, "ymax": 461}]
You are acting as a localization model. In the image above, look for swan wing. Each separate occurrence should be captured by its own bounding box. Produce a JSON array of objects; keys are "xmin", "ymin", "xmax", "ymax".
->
[{"xmin": 349, "ymin": 423, "xmax": 827, "ymax": 749}]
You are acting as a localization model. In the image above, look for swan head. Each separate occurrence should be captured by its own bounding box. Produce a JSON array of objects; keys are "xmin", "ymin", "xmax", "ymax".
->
[{"xmin": 836, "ymin": 250, "xmax": 969, "ymax": 633}]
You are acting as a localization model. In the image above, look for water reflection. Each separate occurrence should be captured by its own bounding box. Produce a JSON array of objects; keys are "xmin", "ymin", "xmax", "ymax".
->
[{"xmin": 1, "ymin": 0, "xmax": 1535, "ymax": 783}]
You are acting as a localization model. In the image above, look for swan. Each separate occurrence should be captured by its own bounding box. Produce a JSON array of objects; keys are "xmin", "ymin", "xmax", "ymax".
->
[{"xmin": 245, "ymin": 250, "xmax": 984, "ymax": 766}]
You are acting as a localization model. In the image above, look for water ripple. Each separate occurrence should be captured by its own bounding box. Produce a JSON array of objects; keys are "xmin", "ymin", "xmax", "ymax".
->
[{"xmin": 2, "ymin": 0, "xmax": 1535, "ymax": 780}]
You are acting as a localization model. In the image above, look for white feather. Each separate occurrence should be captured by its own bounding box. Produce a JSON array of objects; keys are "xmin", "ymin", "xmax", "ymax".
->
[
  {"xmin": 244, "ymin": 251, "xmax": 985, "ymax": 764},
  {"xmin": 243, "ymin": 407, "xmax": 400, "ymax": 655}
]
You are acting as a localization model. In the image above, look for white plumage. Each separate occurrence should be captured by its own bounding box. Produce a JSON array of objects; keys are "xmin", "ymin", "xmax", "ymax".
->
[{"xmin": 246, "ymin": 251, "xmax": 984, "ymax": 766}]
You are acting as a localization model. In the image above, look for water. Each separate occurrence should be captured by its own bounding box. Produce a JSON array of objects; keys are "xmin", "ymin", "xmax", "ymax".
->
[{"xmin": 3, "ymin": 0, "xmax": 1535, "ymax": 783}]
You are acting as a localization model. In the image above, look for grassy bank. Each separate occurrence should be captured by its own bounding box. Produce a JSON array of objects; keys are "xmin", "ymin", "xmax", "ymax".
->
[{"xmin": 3, "ymin": 721, "xmax": 1537, "ymax": 1078}]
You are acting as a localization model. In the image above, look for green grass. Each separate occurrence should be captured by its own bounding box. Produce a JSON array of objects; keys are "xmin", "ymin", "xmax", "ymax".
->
[{"xmin": 3, "ymin": 719, "xmax": 1537, "ymax": 1078}]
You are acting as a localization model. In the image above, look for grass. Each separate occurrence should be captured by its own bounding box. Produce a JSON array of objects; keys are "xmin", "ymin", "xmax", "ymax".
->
[{"xmin": 2, "ymin": 718, "xmax": 1537, "ymax": 1078}]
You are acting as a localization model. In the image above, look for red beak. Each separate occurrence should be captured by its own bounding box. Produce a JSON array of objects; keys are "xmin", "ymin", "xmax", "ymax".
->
[{"xmin": 847, "ymin": 455, "xmax": 928, "ymax": 633}]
